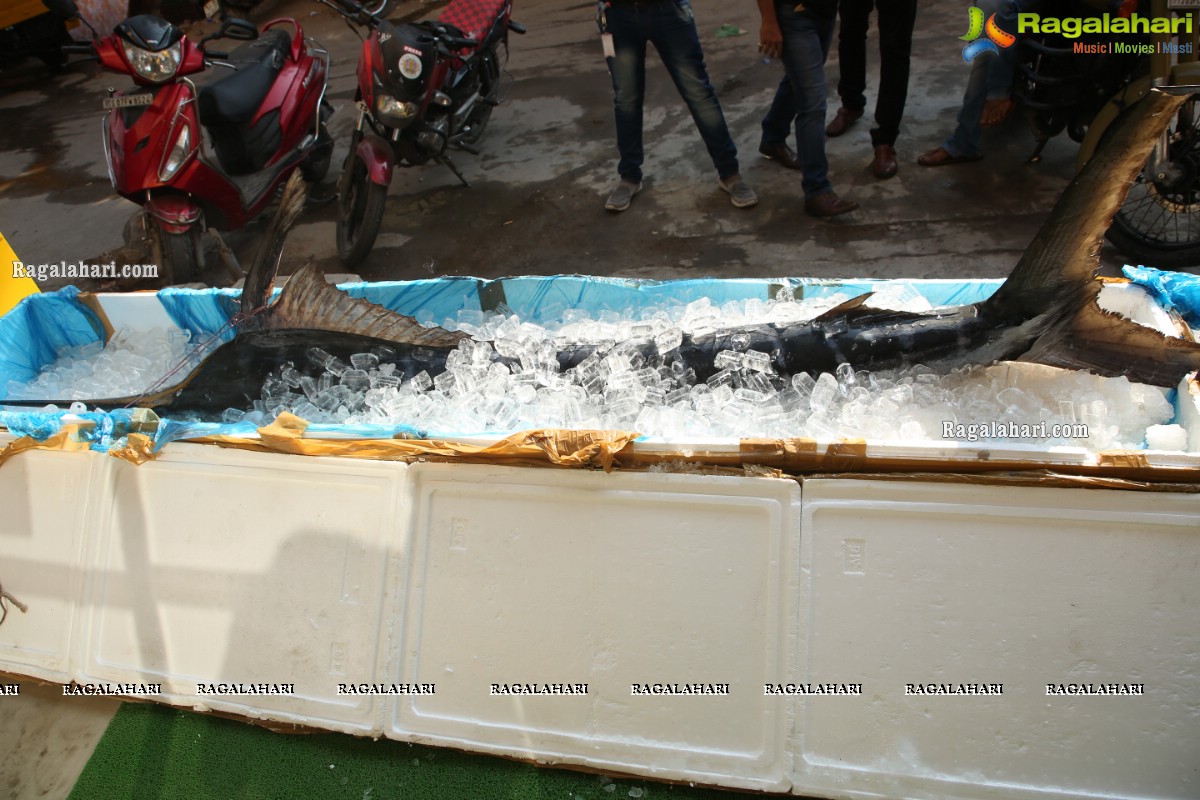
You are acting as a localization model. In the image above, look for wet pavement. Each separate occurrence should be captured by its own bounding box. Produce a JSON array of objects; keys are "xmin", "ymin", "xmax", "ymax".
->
[{"xmin": 0, "ymin": 0, "xmax": 1124, "ymax": 291}]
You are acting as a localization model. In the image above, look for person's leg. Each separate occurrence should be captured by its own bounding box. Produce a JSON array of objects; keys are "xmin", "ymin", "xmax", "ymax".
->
[
  {"xmin": 649, "ymin": 0, "xmax": 740, "ymax": 180},
  {"xmin": 605, "ymin": 3, "xmax": 649, "ymax": 183},
  {"xmin": 941, "ymin": 54, "xmax": 990, "ymax": 158},
  {"xmin": 834, "ymin": 0, "xmax": 869, "ymax": 113},
  {"xmin": 761, "ymin": 76, "xmax": 797, "ymax": 150},
  {"xmin": 869, "ymin": 0, "xmax": 916, "ymax": 147},
  {"xmin": 980, "ymin": 0, "xmax": 1019, "ymax": 126},
  {"xmin": 776, "ymin": 5, "xmax": 836, "ymax": 198},
  {"xmin": 938, "ymin": 0, "xmax": 1015, "ymax": 158}
]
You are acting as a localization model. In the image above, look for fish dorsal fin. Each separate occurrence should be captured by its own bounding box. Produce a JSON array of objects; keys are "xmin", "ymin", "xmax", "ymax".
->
[
  {"xmin": 986, "ymin": 89, "xmax": 1187, "ymax": 320},
  {"xmin": 242, "ymin": 172, "xmax": 309, "ymax": 317},
  {"xmin": 259, "ymin": 262, "xmax": 469, "ymax": 348},
  {"xmin": 814, "ymin": 293, "xmax": 876, "ymax": 322}
]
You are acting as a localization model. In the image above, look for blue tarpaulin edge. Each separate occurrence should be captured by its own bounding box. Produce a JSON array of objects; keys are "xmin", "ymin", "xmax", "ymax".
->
[{"xmin": 1124, "ymin": 266, "xmax": 1200, "ymax": 327}]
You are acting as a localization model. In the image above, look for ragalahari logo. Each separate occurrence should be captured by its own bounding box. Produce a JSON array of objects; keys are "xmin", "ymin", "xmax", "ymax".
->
[{"xmin": 961, "ymin": 6, "xmax": 1016, "ymax": 62}]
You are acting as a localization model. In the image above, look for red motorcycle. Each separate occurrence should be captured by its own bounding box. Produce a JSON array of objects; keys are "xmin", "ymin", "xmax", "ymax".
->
[
  {"xmin": 320, "ymin": 0, "xmax": 524, "ymax": 267},
  {"xmin": 56, "ymin": 0, "xmax": 332, "ymax": 283}
]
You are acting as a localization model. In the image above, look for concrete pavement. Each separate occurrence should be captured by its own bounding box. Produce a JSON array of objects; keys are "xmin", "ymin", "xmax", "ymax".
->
[{"xmin": 0, "ymin": 0, "xmax": 1117, "ymax": 293}]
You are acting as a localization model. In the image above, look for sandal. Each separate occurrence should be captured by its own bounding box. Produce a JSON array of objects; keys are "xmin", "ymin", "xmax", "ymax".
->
[{"xmin": 917, "ymin": 147, "xmax": 983, "ymax": 167}]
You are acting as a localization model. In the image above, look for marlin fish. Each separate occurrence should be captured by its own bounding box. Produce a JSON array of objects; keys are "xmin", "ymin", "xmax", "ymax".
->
[{"xmin": 3, "ymin": 90, "xmax": 1200, "ymax": 414}]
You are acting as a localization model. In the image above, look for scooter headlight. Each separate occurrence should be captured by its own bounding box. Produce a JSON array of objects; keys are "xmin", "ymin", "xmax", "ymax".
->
[
  {"xmin": 376, "ymin": 94, "xmax": 419, "ymax": 123},
  {"xmin": 123, "ymin": 41, "xmax": 183, "ymax": 83}
]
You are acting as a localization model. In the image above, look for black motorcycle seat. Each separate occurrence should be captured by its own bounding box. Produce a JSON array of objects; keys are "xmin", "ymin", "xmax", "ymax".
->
[{"xmin": 198, "ymin": 28, "xmax": 291, "ymax": 126}]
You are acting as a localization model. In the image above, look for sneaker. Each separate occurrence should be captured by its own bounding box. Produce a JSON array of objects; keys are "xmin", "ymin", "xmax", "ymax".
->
[
  {"xmin": 605, "ymin": 179, "xmax": 642, "ymax": 211},
  {"xmin": 718, "ymin": 174, "xmax": 758, "ymax": 208}
]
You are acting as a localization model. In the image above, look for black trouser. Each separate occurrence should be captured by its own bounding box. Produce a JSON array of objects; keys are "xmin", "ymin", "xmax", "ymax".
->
[{"xmin": 834, "ymin": 0, "xmax": 917, "ymax": 147}]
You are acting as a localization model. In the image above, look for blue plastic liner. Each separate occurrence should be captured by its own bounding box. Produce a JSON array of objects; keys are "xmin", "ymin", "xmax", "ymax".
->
[
  {"xmin": 0, "ymin": 407, "xmax": 156, "ymax": 453},
  {"xmin": 0, "ymin": 288, "xmax": 104, "ymax": 388},
  {"xmin": 156, "ymin": 286, "xmax": 247, "ymax": 343},
  {"xmin": 1124, "ymin": 266, "xmax": 1200, "ymax": 327}
]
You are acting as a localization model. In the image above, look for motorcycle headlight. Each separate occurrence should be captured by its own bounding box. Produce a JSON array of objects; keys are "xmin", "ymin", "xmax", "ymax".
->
[
  {"xmin": 376, "ymin": 94, "xmax": 419, "ymax": 121},
  {"xmin": 123, "ymin": 41, "xmax": 183, "ymax": 83}
]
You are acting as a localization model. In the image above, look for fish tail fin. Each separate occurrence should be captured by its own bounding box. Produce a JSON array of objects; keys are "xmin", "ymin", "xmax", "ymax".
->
[
  {"xmin": 984, "ymin": 90, "xmax": 1187, "ymax": 322},
  {"xmin": 241, "ymin": 172, "xmax": 310, "ymax": 318},
  {"xmin": 1020, "ymin": 288, "xmax": 1200, "ymax": 387}
]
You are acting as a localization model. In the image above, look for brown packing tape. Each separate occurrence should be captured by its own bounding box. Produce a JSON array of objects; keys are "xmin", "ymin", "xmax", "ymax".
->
[
  {"xmin": 108, "ymin": 433, "xmax": 158, "ymax": 466},
  {"xmin": 185, "ymin": 424, "xmax": 1200, "ymax": 486},
  {"xmin": 804, "ymin": 470, "xmax": 1200, "ymax": 494},
  {"xmin": 0, "ymin": 424, "xmax": 160, "ymax": 469},
  {"xmin": 4, "ymin": 417, "xmax": 1196, "ymax": 488},
  {"xmin": 204, "ymin": 413, "xmax": 644, "ymax": 472},
  {"xmin": 1096, "ymin": 451, "xmax": 1152, "ymax": 470},
  {"xmin": 0, "ymin": 427, "xmax": 92, "ymax": 469},
  {"xmin": 76, "ymin": 292, "xmax": 116, "ymax": 342}
]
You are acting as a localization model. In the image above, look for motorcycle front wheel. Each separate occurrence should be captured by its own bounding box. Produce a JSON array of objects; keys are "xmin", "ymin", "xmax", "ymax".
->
[
  {"xmin": 151, "ymin": 223, "xmax": 203, "ymax": 285},
  {"xmin": 461, "ymin": 47, "xmax": 503, "ymax": 147},
  {"xmin": 1106, "ymin": 97, "xmax": 1200, "ymax": 269},
  {"xmin": 336, "ymin": 153, "xmax": 387, "ymax": 268}
]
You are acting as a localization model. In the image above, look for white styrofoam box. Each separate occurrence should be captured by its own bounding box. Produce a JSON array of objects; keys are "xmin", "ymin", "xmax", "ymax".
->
[
  {"xmin": 387, "ymin": 464, "xmax": 802, "ymax": 792},
  {"xmin": 1181, "ymin": 377, "xmax": 1200, "ymax": 454},
  {"xmin": 1097, "ymin": 282, "xmax": 1180, "ymax": 336},
  {"xmin": 77, "ymin": 443, "xmax": 408, "ymax": 733},
  {"xmin": 794, "ymin": 479, "xmax": 1200, "ymax": 800},
  {"xmin": 0, "ymin": 444, "xmax": 104, "ymax": 683},
  {"xmin": 92, "ymin": 292, "xmax": 180, "ymax": 333}
]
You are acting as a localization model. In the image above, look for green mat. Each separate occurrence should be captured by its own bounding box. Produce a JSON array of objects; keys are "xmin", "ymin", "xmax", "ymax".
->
[{"xmin": 70, "ymin": 703, "xmax": 759, "ymax": 800}]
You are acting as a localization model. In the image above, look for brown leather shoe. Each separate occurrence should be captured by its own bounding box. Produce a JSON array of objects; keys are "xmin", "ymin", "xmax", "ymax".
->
[
  {"xmin": 825, "ymin": 107, "xmax": 863, "ymax": 137},
  {"xmin": 871, "ymin": 144, "xmax": 898, "ymax": 179},
  {"xmin": 804, "ymin": 192, "xmax": 859, "ymax": 218},
  {"xmin": 758, "ymin": 141, "xmax": 803, "ymax": 170}
]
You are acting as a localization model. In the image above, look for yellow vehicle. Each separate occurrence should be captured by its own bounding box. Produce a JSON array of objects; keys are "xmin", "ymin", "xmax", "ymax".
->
[{"xmin": 0, "ymin": 0, "xmax": 78, "ymax": 68}]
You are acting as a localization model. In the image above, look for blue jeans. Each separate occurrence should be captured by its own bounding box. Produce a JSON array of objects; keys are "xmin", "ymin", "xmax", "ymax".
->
[
  {"xmin": 760, "ymin": 4, "xmax": 836, "ymax": 198},
  {"xmin": 605, "ymin": 0, "xmax": 740, "ymax": 183},
  {"xmin": 943, "ymin": 0, "xmax": 1019, "ymax": 158}
]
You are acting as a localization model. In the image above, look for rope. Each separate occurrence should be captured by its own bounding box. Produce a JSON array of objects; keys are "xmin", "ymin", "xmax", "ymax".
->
[{"xmin": 0, "ymin": 578, "xmax": 28, "ymax": 627}]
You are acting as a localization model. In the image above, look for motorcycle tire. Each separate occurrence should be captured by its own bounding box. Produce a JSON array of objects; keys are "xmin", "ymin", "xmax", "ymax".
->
[
  {"xmin": 152, "ymin": 224, "xmax": 203, "ymax": 285},
  {"xmin": 1105, "ymin": 98, "xmax": 1200, "ymax": 269},
  {"xmin": 359, "ymin": 0, "xmax": 393, "ymax": 17},
  {"xmin": 336, "ymin": 154, "xmax": 386, "ymax": 269},
  {"xmin": 461, "ymin": 48, "xmax": 502, "ymax": 147}
]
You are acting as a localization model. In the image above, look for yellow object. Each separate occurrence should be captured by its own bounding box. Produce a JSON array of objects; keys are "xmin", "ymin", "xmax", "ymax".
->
[
  {"xmin": 0, "ymin": 231, "xmax": 39, "ymax": 318},
  {"xmin": 0, "ymin": 0, "xmax": 52, "ymax": 30}
]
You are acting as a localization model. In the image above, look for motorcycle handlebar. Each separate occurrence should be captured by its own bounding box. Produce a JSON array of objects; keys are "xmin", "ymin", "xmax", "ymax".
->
[
  {"xmin": 61, "ymin": 44, "xmax": 94, "ymax": 54},
  {"xmin": 442, "ymin": 35, "xmax": 478, "ymax": 50}
]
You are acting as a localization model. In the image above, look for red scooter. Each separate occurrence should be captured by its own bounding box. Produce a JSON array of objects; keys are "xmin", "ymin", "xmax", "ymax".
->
[
  {"xmin": 320, "ymin": 0, "xmax": 524, "ymax": 267},
  {"xmin": 54, "ymin": 0, "xmax": 332, "ymax": 284}
]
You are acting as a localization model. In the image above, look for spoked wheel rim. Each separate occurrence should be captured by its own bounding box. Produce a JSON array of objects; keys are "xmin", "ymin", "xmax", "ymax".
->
[{"xmin": 1112, "ymin": 98, "xmax": 1200, "ymax": 257}]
